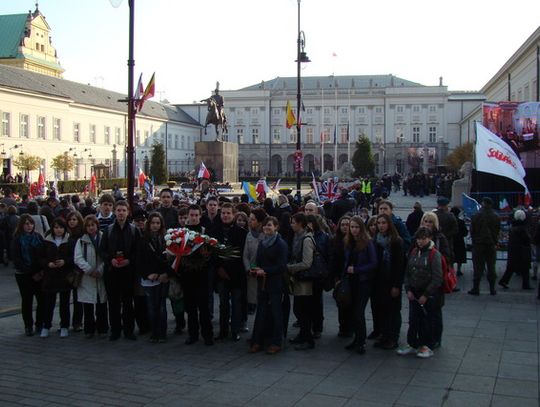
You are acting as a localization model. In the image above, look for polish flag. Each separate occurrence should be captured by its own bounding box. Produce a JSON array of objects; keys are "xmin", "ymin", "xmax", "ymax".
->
[{"xmin": 197, "ymin": 161, "xmax": 210, "ymax": 179}]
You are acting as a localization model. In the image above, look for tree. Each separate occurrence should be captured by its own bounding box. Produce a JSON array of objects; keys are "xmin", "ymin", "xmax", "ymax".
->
[
  {"xmin": 445, "ymin": 142, "xmax": 473, "ymax": 171},
  {"xmin": 351, "ymin": 135, "xmax": 375, "ymax": 177},
  {"xmin": 12, "ymin": 153, "xmax": 42, "ymax": 178},
  {"xmin": 150, "ymin": 142, "xmax": 168, "ymax": 185},
  {"xmin": 51, "ymin": 153, "xmax": 75, "ymax": 181}
]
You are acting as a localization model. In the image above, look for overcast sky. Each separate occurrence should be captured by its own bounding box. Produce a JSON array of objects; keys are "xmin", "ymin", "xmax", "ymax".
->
[{"xmin": 4, "ymin": 0, "xmax": 540, "ymax": 103}]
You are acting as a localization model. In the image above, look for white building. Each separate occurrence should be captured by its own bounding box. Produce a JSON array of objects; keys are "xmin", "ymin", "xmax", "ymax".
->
[
  {"xmin": 0, "ymin": 64, "xmax": 201, "ymax": 182},
  {"xmin": 182, "ymin": 75, "xmax": 483, "ymax": 176}
]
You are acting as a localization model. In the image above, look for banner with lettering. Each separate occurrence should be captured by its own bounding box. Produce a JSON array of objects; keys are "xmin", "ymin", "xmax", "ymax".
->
[{"xmin": 475, "ymin": 122, "xmax": 528, "ymax": 191}]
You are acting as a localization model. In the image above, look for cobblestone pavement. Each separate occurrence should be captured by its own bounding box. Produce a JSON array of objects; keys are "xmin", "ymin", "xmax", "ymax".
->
[{"xmin": 0, "ymin": 193, "xmax": 539, "ymax": 406}]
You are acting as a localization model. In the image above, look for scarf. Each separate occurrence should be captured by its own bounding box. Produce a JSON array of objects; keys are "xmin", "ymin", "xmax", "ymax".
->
[
  {"xmin": 89, "ymin": 233, "xmax": 100, "ymax": 252},
  {"xmin": 19, "ymin": 233, "xmax": 41, "ymax": 267},
  {"xmin": 376, "ymin": 233, "xmax": 391, "ymax": 269},
  {"xmin": 261, "ymin": 233, "xmax": 278, "ymax": 248},
  {"xmin": 292, "ymin": 230, "xmax": 306, "ymax": 262},
  {"xmin": 250, "ymin": 229, "xmax": 261, "ymax": 239}
]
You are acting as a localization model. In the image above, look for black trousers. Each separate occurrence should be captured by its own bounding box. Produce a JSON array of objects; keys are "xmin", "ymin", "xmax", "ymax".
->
[
  {"xmin": 83, "ymin": 302, "xmax": 108, "ymax": 334},
  {"xmin": 350, "ymin": 278, "xmax": 371, "ymax": 346},
  {"xmin": 134, "ymin": 295, "xmax": 150, "ymax": 333},
  {"xmin": 407, "ymin": 295, "xmax": 439, "ymax": 349},
  {"xmin": 15, "ymin": 273, "xmax": 43, "ymax": 330},
  {"xmin": 372, "ymin": 283, "xmax": 402, "ymax": 342},
  {"xmin": 71, "ymin": 288, "xmax": 83, "ymax": 327},
  {"xmin": 311, "ymin": 280, "xmax": 324, "ymax": 333},
  {"xmin": 105, "ymin": 272, "xmax": 135, "ymax": 336},
  {"xmin": 295, "ymin": 295, "xmax": 314, "ymax": 344},
  {"xmin": 183, "ymin": 277, "xmax": 213, "ymax": 340},
  {"xmin": 472, "ymin": 244, "xmax": 497, "ymax": 283},
  {"xmin": 43, "ymin": 291, "xmax": 70, "ymax": 329}
]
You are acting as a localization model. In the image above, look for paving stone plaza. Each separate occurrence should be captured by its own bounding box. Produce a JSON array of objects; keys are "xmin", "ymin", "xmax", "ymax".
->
[{"xmin": 0, "ymin": 194, "xmax": 538, "ymax": 407}]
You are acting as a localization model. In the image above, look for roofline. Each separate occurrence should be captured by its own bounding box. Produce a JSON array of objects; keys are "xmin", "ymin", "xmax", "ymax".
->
[{"xmin": 481, "ymin": 25, "xmax": 540, "ymax": 93}]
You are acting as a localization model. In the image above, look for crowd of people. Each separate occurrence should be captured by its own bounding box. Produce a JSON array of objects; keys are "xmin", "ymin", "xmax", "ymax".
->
[{"xmin": 2, "ymin": 184, "xmax": 537, "ymax": 360}]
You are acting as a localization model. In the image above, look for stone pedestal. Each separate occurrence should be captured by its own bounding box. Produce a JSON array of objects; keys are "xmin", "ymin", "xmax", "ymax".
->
[{"xmin": 195, "ymin": 141, "xmax": 238, "ymax": 183}]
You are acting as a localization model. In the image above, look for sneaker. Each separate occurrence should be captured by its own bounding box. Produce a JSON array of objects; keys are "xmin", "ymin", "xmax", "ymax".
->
[
  {"xmin": 396, "ymin": 344, "xmax": 416, "ymax": 356},
  {"xmin": 416, "ymin": 346, "xmax": 434, "ymax": 358},
  {"xmin": 40, "ymin": 328, "xmax": 50, "ymax": 338},
  {"xmin": 60, "ymin": 328, "xmax": 69, "ymax": 338}
]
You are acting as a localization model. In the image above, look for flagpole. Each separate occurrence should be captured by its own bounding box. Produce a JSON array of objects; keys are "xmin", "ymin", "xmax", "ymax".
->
[
  {"xmin": 347, "ymin": 88, "xmax": 351, "ymax": 161},
  {"xmin": 126, "ymin": 0, "xmax": 136, "ymax": 212},
  {"xmin": 321, "ymin": 88, "xmax": 324, "ymax": 174},
  {"xmin": 334, "ymin": 79, "xmax": 338, "ymax": 171}
]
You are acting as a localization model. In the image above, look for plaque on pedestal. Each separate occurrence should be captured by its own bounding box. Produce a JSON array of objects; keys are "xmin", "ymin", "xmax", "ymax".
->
[{"xmin": 195, "ymin": 141, "xmax": 238, "ymax": 183}]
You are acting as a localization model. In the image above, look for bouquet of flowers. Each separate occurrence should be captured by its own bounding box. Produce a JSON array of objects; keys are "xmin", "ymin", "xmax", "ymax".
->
[{"xmin": 165, "ymin": 228, "xmax": 239, "ymax": 273}]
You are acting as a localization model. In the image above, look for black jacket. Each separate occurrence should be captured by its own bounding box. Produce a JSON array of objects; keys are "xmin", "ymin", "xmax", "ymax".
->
[
  {"xmin": 255, "ymin": 235, "xmax": 289, "ymax": 294},
  {"xmin": 99, "ymin": 221, "xmax": 140, "ymax": 274},
  {"xmin": 136, "ymin": 234, "xmax": 169, "ymax": 279},
  {"xmin": 11, "ymin": 232, "xmax": 44, "ymax": 275},
  {"xmin": 374, "ymin": 237, "xmax": 405, "ymax": 288},
  {"xmin": 156, "ymin": 206, "xmax": 179, "ymax": 229},
  {"xmin": 213, "ymin": 223, "xmax": 247, "ymax": 288},
  {"xmin": 39, "ymin": 234, "xmax": 74, "ymax": 293}
]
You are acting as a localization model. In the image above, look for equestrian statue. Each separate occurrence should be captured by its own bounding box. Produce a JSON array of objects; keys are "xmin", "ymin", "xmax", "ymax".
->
[{"xmin": 200, "ymin": 82, "xmax": 228, "ymax": 141}]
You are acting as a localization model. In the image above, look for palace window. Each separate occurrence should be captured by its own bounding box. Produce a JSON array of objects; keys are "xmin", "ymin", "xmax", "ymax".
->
[
  {"xmin": 104, "ymin": 126, "xmax": 110, "ymax": 145},
  {"xmin": 73, "ymin": 123, "xmax": 80, "ymax": 142},
  {"xmin": 429, "ymin": 126, "xmax": 437, "ymax": 143},
  {"xmin": 412, "ymin": 126, "xmax": 420, "ymax": 143},
  {"xmin": 53, "ymin": 118, "xmax": 61, "ymax": 140},
  {"xmin": 20, "ymin": 114, "xmax": 29, "ymax": 138},
  {"xmin": 2, "ymin": 112, "xmax": 11, "ymax": 137},
  {"xmin": 273, "ymin": 128, "xmax": 280, "ymax": 144},
  {"xmin": 89, "ymin": 124, "xmax": 96, "ymax": 143},
  {"xmin": 37, "ymin": 116, "xmax": 46, "ymax": 139}
]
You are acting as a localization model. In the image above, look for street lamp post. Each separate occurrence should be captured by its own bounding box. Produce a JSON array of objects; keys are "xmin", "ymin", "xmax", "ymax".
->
[
  {"xmin": 111, "ymin": 144, "xmax": 118, "ymax": 178},
  {"xmin": 295, "ymin": 0, "xmax": 310, "ymax": 203},
  {"xmin": 110, "ymin": 0, "xmax": 136, "ymax": 211},
  {"xmin": 83, "ymin": 148, "xmax": 92, "ymax": 179}
]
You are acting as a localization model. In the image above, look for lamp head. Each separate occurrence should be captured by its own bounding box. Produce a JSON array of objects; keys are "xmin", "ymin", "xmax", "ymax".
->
[{"xmin": 298, "ymin": 51, "xmax": 311, "ymax": 63}]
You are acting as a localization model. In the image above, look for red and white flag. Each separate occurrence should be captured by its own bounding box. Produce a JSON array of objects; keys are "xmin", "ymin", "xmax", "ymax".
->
[
  {"xmin": 134, "ymin": 73, "xmax": 144, "ymax": 112},
  {"xmin": 475, "ymin": 122, "xmax": 529, "ymax": 193},
  {"xmin": 138, "ymin": 167, "xmax": 146, "ymax": 189},
  {"xmin": 197, "ymin": 161, "xmax": 210, "ymax": 179}
]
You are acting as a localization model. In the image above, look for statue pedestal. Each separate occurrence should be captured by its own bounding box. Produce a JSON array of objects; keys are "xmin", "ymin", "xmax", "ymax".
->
[
  {"xmin": 195, "ymin": 141, "xmax": 238, "ymax": 183},
  {"xmin": 451, "ymin": 180, "xmax": 471, "ymax": 207}
]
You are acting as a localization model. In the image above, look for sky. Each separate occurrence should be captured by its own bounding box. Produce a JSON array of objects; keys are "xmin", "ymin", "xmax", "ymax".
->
[{"xmin": 3, "ymin": 0, "xmax": 540, "ymax": 103}]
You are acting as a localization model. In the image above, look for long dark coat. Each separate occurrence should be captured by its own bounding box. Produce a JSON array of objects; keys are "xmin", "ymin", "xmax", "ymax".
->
[{"xmin": 507, "ymin": 220, "xmax": 531, "ymax": 274}]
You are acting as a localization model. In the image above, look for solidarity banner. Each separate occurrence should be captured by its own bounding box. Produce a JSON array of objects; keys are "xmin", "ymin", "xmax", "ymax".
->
[{"xmin": 475, "ymin": 122, "xmax": 528, "ymax": 191}]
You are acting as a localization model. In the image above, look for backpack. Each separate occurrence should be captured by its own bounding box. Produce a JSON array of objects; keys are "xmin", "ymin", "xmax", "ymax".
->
[
  {"xmin": 411, "ymin": 246, "xmax": 457, "ymax": 294},
  {"xmin": 294, "ymin": 236, "xmax": 330, "ymax": 281}
]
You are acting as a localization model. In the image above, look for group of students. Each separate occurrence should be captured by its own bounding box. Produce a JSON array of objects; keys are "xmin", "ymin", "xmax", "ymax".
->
[{"xmin": 11, "ymin": 188, "xmax": 451, "ymax": 359}]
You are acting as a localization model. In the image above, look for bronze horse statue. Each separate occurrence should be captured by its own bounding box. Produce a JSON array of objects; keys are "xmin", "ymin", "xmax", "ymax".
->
[{"xmin": 204, "ymin": 98, "xmax": 228, "ymax": 141}]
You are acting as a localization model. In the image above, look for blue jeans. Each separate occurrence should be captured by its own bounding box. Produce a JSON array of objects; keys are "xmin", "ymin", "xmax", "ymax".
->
[
  {"xmin": 217, "ymin": 281, "xmax": 241, "ymax": 335},
  {"xmin": 144, "ymin": 284, "xmax": 168, "ymax": 339}
]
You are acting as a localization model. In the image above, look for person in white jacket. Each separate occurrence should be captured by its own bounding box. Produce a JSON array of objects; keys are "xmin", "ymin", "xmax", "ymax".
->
[{"xmin": 74, "ymin": 215, "xmax": 108, "ymax": 338}]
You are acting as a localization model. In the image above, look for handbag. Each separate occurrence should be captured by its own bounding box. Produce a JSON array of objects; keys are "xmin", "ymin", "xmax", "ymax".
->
[
  {"xmin": 67, "ymin": 240, "xmax": 87, "ymax": 288},
  {"xmin": 333, "ymin": 276, "xmax": 351, "ymax": 308},
  {"xmin": 295, "ymin": 237, "xmax": 330, "ymax": 281}
]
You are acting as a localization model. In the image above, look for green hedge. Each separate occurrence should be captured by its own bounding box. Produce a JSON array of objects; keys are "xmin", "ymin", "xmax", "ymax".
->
[
  {"xmin": 167, "ymin": 176, "xmax": 190, "ymax": 183},
  {"xmin": 0, "ymin": 183, "xmax": 29, "ymax": 195},
  {"xmin": 57, "ymin": 178, "xmax": 127, "ymax": 194}
]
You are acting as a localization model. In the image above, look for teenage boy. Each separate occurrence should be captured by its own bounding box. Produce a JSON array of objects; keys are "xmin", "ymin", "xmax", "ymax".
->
[
  {"xmin": 100, "ymin": 200, "xmax": 140, "ymax": 341},
  {"xmin": 97, "ymin": 194, "xmax": 115, "ymax": 232},
  {"xmin": 213, "ymin": 203, "xmax": 247, "ymax": 341},
  {"xmin": 180, "ymin": 204, "xmax": 214, "ymax": 345}
]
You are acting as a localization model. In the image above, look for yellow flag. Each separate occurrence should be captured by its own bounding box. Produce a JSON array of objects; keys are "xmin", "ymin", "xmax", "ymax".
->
[{"xmin": 286, "ymin": 101, "xmax": 296, "ymax": 129}]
